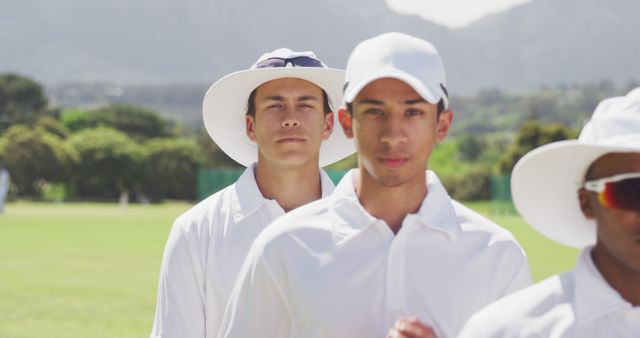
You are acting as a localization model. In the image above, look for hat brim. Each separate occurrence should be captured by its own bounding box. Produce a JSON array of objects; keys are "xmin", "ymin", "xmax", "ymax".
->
[
  {"xmin": 203, "ymin": 67, "xmax": 355, "ymax": 167},
  {"xmin": 511, "ymin": 139, "xmax": 640, "ymax": 248},
  {"xmin": 343, "ymin": 70, "xmax": 448, "ymax": 109}
]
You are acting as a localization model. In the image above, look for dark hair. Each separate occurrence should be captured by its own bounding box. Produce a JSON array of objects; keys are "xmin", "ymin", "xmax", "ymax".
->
[
  {"xmin": 345, "ymin": 99, "xmax": 446, "ymax": 117},
  {"xmin": 584, "ymin": 153, "xmax": 612, "ymax": 182},
  {"xmin": 584, "ymin": 164, "xmax": 595, "ymax": 181},
  {"xmin": 246, "ymin": 88, "xmax": 332, "ymax": 117}
]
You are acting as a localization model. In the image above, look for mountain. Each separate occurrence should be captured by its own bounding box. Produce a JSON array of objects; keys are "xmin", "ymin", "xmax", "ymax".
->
[
  {"xmin": 452, "ymin": 0, "xmax": 640, "ymax": 93},
  {"xmin": 0, "ymin": 0, "xmax": 443, "ymax": 84},
  {"xmin": 1, "ymin": 0, "xmax": 638, "ymax": 95}
]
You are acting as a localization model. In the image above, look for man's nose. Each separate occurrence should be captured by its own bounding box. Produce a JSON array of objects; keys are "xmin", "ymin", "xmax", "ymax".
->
[
  {"xmin": 281, "ymin": 108, "xmax": 300, "ymax": 128},
  {"xmin": 380, "ymin": 117, "xmax": 407, "ymax": 146}
]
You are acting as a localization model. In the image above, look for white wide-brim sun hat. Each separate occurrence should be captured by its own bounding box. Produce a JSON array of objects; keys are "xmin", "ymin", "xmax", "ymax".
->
[
  {"xmin": 203, "ymin": 49, "xmax": 355, "ymax": 167},
  {"xmin": 511, "ymin": 87, "xmax": 640, "ymax": 248}
]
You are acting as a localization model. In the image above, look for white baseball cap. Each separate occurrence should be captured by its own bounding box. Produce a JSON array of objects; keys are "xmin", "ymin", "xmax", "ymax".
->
[
  {"xmin": 203, "ymin": 48, "xmax": 355, "ymax": 167},
  {"xmin": 343, "ymin": 32, "xmax": 449, "ymax": 109},
  {"xmin": 511, "ymin": 87, "xmax": 640, "ymax": 248}
]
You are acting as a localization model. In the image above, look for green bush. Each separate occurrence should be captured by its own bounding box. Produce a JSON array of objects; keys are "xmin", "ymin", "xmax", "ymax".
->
[
  {"xmin": 67, "ymin": 127, "xmax": 145, "ymax": 199},
  {"xmin": 91, "ymin": 104, "xmax": 174, "ymax": 140},
  {"xmin": 498, "ymin": 121, "xmax": 577, "ymax": 174},
  {"xmin": 1, "ymin": 125, "xmax": 79, "ymax": 195},
  {"xmin": 40, "ymin": 182, "xmax": 70, "ymax": 202},
  {"xmin": 440, "ymin": 167, "xmax": 492, "ymax": 201},
  {"xmin": 35, "ymin": 116, "xmax": 71, "ymax": 139},
  {"xmin": 61, "ymin": 109, "xmax": 92, "ymax": 132},
  {"xmin": 143, "ymin": 138, "xmax": 205, "ymax": 200},
  {"xmin": 197, "ymin": 129, "xmax": 243, "ymax": 168},
  {"xmin": 457, "ymin": 134, "xmax": 484, "ymax": 161}
]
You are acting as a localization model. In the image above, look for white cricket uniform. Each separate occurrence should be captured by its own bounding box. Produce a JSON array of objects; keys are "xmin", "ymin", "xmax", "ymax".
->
[
  {"xmin": 219, "ymin": 170, "xmax": 532, "ymax": 338},
  {"xmin": 459, "ymin": 246, "xmax": 640, "ymax": 338},
  {"xmin": 151, "ymin": 164, "xmax": 335, "ymax": 338}
]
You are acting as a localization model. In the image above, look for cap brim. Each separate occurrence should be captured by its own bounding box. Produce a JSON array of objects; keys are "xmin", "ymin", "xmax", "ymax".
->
[
  {"xmin": 344, "ymin": 71, "xmax": 448, "ymax": 109},
  {"xmin": 203, "ymin": 67, "xmax": 355, "ymax": 167},
  {"xmin": 511, "ymin": 140, "xmax": 640, "ymax": 248}
]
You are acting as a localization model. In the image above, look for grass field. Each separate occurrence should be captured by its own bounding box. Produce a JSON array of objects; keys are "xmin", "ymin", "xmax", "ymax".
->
[
  {"xmin": 0, "ymin": 201, "xmax": 579, "ymax": 338},
  {"xmin": 0, "ymin": 202, "xmax": 191, "ymax": 338}
]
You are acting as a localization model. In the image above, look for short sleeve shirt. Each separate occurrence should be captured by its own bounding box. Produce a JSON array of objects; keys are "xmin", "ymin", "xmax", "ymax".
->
[
  {"xmin": 459, "ymin": 246, "xmax": 640, "ymax": 338},
  {"xmin": 150, "ymin": 164, "xmax": 335, "ymax": 338},
  {"xmin": 219, "ymin": 170, "xmax": 532, "ymax": 338}
]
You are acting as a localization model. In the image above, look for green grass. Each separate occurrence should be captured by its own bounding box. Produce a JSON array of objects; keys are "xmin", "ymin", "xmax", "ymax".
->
[
  {"xmin": 0, "ymin": 201, "xmax": 192, "ymax": 338},
  {"xmin": 0, "ymin": 200, "xmax": 579, "ymax": 338},
  {"xmin": 467, "ymin": 201, "xmax": 579, "ymax": 281}
]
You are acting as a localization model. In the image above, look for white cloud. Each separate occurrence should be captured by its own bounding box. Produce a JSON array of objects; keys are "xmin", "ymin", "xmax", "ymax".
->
[{"xmin": 386, "ymin": 0, "xmax": 532, "ymax": 28}]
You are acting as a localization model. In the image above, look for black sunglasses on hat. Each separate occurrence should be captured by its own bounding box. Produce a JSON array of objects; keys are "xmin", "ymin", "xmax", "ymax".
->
[{"xmin": 255, "ymin": 56, "xmax": 324, "ymax": 69}]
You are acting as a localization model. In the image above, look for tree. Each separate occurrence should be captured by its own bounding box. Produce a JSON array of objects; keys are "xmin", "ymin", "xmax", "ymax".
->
[
  {"xmin": 1, "ymin": 125, "xmax": 78, "ymax": 195},
  {"xmin": 67, "ymin": 127, "xmax": 145, "ymax": 200},
  {"xmin": 541, "ymin": 123, "xmax": 577, "ymax": 145},
  {"xmin": 457, "ymin": 134, "xmax": 485, "ymax": 162},
  {"xmin": 498, "ymin": 121, "xmax": 576, "ymax": 174},
  {"xmin": 35, "ymin": 116, "xmax": 71, "ymax": 139},
  {"xmin": 514, "ymin": 121, "xmax": 544, "ymax": 149},
  {"xmin": 0, "ymin": 73, "xmax": 48, "ymax": 131},
  {"xmin": 440, "ymin": 167, "xmax": 492, "ymax": 201},
  {"xmin": 197, "ymin": 129, "xmax": 243, "ymax": 168},
  {"xmin": 143, "ymin": 138, "xmax": 205, "ymax": 200},
  {"xmin": 60, "ymin": 109, "xmax": 92, "ymax": 132},
  {"xmin": 89, "ymin": 104, "xmax": 174, "ymax": 140}
]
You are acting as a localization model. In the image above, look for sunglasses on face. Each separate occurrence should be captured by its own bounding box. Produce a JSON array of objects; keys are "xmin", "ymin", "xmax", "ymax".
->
[
  {"xmin": 584, "ymin": 172, "xmax": 640, "ymax": 211},
  {"xmin": 255, "ymin": 56, "xmax": 324, "ymax": 69}
]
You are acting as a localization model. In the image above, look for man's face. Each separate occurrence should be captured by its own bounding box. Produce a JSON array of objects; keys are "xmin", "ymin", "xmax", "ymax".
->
[
  {"xmin": 580, "ymin": 152, "xmax": 640, "ymax": 271},
  {"xmin": 340, "ymin": 78, "xmax": 452, "ymax": 187},
  {"xmin": 246, "ymin": 78, "xmax": 333, "ymax": 167}
]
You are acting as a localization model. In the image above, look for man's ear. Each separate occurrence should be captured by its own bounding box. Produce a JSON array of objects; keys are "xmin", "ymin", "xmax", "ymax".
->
[
  {"xmin": 436, "ymin": 109, "xmax": 454, "ymax": 142},
  {"xmin": 338, "ymin": 108, "xmax": 353, "ymax": 139},
  {"xmin": 322, "ymin": 111, "xmax": 334, "ymax": 140},
  {"xmin": 245, "ymin": 115, "xmax": 257, "ymax": 142},
  {"xmin": 578, "ymin": 188, "xmax": 595, "ymax": 219}
]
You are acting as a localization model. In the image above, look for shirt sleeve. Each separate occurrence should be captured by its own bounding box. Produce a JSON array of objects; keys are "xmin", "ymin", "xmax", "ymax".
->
[
  {"xmin": 500, "ymin": 248, "xmax": 533, "ymax": 297},
  {"xmin": 457, "ymin": 310, "xmax": 496, "ymax": 338},
  {"xmin": 217, "ymin": 242, "xmax": 292, "ymax": 338},
  {"xmin": 151, "ymin": 220, "xmax": 207, "ymax": 338},
  {"xmin": 461, "ymin": 253, "xmax": 531, "ymax": 338}
]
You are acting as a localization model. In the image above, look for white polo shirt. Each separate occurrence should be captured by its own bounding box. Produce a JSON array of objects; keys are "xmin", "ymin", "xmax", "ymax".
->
[
  {"xmin": 150, "ymin": 164, "xmax": 335, "ymax": 338},
  {"xmin": 458, "ymin": 246, "xmax": 640, "ymax": 338},
  {"xmin": 218, "ymin": 170, "xmax": 532, "ymax": 338}
]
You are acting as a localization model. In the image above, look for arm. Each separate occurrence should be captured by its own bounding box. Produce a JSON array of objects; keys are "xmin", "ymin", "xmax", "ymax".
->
[
  {"xmin": 217, "ymin": 244, "xmax": 292, "ymax": 338},
  {"xmin": 151, "ymin": 221, "xmax": 206, "ymax": 338}
]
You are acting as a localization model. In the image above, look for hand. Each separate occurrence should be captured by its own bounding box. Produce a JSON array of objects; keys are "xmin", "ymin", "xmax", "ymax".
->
[{"xmin": 386, "ymin": 317, "xmax": 437, "ymax": 338}]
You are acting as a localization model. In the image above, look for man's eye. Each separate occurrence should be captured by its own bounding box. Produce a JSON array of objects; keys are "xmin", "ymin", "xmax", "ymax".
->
[
  {"xmin": 268, "ymin": 103, "xmax": 284, "ymax": 109},
  {"xmin": 365, "ymin": 108, "xmax": 384, "ymax": 115},
  {"xmin": 406, "ymin": 109, "xmax": 423, "ymax": 116}
]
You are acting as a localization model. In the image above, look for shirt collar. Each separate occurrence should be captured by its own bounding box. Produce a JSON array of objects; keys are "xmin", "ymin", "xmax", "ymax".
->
[
  {"xmin": 329, "ymin": 169, "xmax": 460, "ymax": 245},
  {"xmin": 233, "ymin": 163, "xmax": 335, "ymax": 221},
  {"xmin": 414, "ymin": 170, "xmax": 460, "ymax": 239},
  {"xmin": 329, "ymin": 170, "xmax": 377, "ymax": 244},
  {"xmin": 573, "ymin": 246, "xmax": 635, "ymax": 323},
  {"xmin": 319, "ymin": 169, "xmax": 335, "ymax": 198}
]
